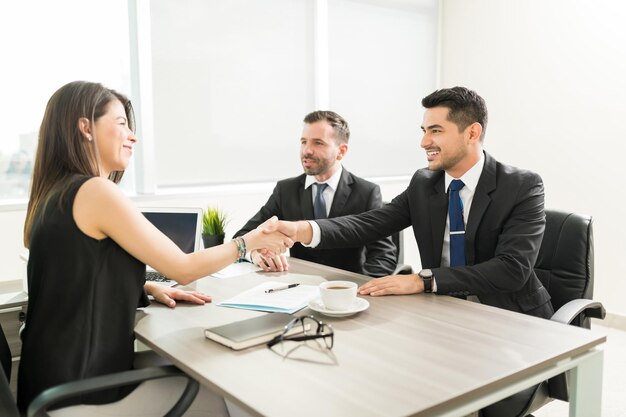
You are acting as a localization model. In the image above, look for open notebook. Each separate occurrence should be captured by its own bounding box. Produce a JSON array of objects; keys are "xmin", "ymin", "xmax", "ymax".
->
[{"xmin": 141, "ymin": 207, "xmax": 203, "ymax": 286}]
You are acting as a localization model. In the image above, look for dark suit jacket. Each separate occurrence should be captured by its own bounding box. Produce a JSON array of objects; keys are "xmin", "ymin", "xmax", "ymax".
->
[
  {"xmin": 316, "ymin": 152, "xmax": 554, "ymax": 318},
  {"xmin": 233, "ymin": 168, "xmax": 397, "ymax": 277}
]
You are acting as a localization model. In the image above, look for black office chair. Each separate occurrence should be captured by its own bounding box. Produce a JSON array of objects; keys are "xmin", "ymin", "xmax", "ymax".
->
[
  {"xmin": 515, "ymin": 209, "xmax": 606, "ymax": 416},
  {"xmin": 381, "ymin": 202, "xmax": 413, "ymax": 276},
  {"xmin": 0, "ymin": 323, "xmax": 17, "ymax": 417},
  {"xmin": 0, "ymin": 323, "xmax": 199, "ymax": 417},
  {"xmin": 391, "ymin": 228, "xmax": 413, "ymax": 275}
]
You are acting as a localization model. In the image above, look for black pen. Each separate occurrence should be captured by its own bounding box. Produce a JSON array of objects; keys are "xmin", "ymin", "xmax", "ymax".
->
[{"xmin": 265, "ymin": 283, "xmax": 300, "ymax": 293}]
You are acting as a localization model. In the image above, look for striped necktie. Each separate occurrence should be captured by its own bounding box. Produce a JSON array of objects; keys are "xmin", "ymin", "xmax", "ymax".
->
[{"xmin": 448, "ymin": 179, "xmax": 465, "ymax": 267}]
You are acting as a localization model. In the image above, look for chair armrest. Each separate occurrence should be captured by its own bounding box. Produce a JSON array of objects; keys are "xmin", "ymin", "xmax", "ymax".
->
[
  {"xmin": 28, "ymin": 365, "xmax": 199, "ymax": 417},
  {"xmin": 551, "ymin": 299, "xmax": 606, "ymax": 325}
]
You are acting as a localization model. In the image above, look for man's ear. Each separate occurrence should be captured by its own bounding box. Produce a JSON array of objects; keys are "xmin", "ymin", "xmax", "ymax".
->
[
  {"xmin": 466, "ymin": 122, "xmax": 482, "ymax": 144},
  {"xmin": 336, "ymin": 143, "xmax": 349, "ymax": 160},
  {"xmin": 78, "ymin": 117, "xmax": 92, "ymax": 141}
]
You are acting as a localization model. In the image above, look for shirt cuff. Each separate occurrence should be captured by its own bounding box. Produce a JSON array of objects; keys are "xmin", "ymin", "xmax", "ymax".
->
[
  {"xmin": 432, "ymin": 277, "xmax": 438, "ymax": 293},
  {"xmin": 302, "ymin": 220, "xmax": 321, "ymax": 248}
]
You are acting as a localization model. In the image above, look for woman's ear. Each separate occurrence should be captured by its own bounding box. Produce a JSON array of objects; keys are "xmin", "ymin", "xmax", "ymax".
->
[{"xmin": 78, "ymin": 117, "xmax": 92, "ymax": 141}]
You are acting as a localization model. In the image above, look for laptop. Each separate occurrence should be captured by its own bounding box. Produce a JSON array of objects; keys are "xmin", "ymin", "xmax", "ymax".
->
[{"xmin": 141, "ymin": 207, "xmax": 203, "ymax": 286}]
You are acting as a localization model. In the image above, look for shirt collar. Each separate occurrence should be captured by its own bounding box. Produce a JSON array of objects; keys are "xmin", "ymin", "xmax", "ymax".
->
[
  {"xmin": 444, "ymin": 153, "xmax": 485, "ymax": 193},
  {"xmin": 305, "ymin": 165, "xmax": 343, "ymax": 191}
]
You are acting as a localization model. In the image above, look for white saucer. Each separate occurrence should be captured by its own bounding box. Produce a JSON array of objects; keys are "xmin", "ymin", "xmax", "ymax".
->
[{"xmin": 308, "ymin": 297, "xmax": 370, "ymax": 317}]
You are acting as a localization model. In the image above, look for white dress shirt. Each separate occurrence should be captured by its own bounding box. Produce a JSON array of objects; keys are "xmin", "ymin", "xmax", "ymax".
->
[
  {"xmin": 248, "ymin": 166, "xmax": 343, "ymax": 262},
  {"xmin": 307, "ymin": 156, "xmax": 485, "ymax": 293},
  {"xmin": 304, "ymin": 165, "xmax": 343, "ymax": 218}
]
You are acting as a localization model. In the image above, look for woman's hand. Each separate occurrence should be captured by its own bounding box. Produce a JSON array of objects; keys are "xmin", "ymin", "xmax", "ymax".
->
[{"xmin": 145, "ymin": 282, "xmax": 212, "ymax": 308}]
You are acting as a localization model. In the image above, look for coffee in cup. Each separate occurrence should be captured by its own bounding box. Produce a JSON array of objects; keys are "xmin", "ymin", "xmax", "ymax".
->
[{"xmin": 319, "ymin": 280, "xmax": 358, "ymax": 310}]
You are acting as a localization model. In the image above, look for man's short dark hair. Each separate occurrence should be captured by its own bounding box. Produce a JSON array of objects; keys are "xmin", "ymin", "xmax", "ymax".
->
[
  {"xmin": 303, "ymin": 110, "xmax": 350, "ymax": 144},
  {"xmin": 421, "ymin": 87, "xmax": 488, "ymax": 141}
]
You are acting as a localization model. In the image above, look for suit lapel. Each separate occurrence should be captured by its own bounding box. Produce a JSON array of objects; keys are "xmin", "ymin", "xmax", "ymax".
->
[
  {"xmin": 465, "ymin": 152, "xmax": 496, "ymax": 265},
  {"xmin": 299, "ymin": 175, "xmax": 315, "ymax": 219},
  {"xmin": 429, "ymin": 174, "xmax": 447, "ymax": 266},
  {"xmin": 329, "ymin": 169, "xmax": 352, "ymax": 217}
]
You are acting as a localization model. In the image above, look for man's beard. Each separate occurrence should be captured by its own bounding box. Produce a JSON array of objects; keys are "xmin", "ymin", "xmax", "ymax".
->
[{"xmin": 302, "ymin": 157, "xmax": 331, "ymax": 176}]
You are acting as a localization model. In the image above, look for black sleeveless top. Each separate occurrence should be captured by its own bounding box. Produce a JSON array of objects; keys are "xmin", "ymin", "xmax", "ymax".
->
[{"xmin": 18, "ymin": 176, "xmax": 149, "ymax": 410}]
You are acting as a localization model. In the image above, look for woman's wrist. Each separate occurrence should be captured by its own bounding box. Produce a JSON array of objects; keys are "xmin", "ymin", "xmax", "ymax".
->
[
  {"xmin": 144, "ymin": 281, "xmax": 158, "ymax": 295},
  {"xmin": 232, "ymin": 236, "xmax": 247, "ymax": 262}
]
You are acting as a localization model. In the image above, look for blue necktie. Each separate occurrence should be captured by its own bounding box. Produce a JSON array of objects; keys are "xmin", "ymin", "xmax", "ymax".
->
[
  {"xmin": 448, "ymin": 179, "xmax": 465, "ymax": 267},
  {"xmin": 313, "ymin": 183, "xmax": 328, "ymax": 219}
]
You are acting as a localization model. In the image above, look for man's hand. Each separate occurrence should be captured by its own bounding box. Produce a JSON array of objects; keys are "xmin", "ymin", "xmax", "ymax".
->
[
  {"xmin": 145, "ymin": 282, "xmax": 212, "ymax": 308},
  {"xmin": 251, "ymin": 248, "xmax": 290, "ymax": 272},
  {"xmin": 246, "ymin": 216, "xmax": 294, "ymax": 253},
  {"xmin": 358, "ymin": 274, "xmax": 423, "ymax": 296},
  {"xmin": 261, "ymin": 220, "xmax": 312, "ymax": 245}
]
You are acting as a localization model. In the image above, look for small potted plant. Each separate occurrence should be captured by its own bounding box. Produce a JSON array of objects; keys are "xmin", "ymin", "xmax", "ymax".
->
[{"xmin": 202, "ymin": 207, "xmax": 228, "ymax": 248}]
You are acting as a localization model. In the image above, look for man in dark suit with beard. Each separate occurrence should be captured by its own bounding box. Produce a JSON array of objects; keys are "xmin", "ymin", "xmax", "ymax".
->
[
  {"xmin": 271, "ymin": 88, "xmax": 553, "ymax": 416},
  {"xmin": 233, "ymin": 110, "xmax": 396, "ymax": 277}
]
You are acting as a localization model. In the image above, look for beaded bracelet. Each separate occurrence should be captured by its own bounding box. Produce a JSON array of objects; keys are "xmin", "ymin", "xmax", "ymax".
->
[{"xmin": 233, "ymin": 237, "xmax": 247, "ymax": 262}]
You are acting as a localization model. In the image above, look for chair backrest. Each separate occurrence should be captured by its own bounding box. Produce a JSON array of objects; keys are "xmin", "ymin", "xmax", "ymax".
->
[
  {"xmin": 391, "ymin": 229, "xmax": 405, "ymax": 265},
  {"xmin": 0, "ymin": 324, "xmax": 19, "ymax": 417},
  {"xmin": 382, "ymin": 201, "xmax": 412, "ymax": 275},
  {"xmin": 0, "ymin": 324, "xmax": 11, "ymax": 382},
  {"xmin": 534, "ymin": 209, "xmax": 594, "ymax": 326}
]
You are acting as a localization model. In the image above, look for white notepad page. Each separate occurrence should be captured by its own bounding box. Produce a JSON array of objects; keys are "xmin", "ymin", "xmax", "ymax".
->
[{"xmin": 217, "ymin": 281, "xmax": 319, "ymax": 314}]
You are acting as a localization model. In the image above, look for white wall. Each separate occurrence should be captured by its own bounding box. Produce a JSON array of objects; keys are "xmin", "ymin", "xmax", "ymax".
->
[{"xmin": 440, "ymin": 0, "xmax": 626, "ymax": 316}]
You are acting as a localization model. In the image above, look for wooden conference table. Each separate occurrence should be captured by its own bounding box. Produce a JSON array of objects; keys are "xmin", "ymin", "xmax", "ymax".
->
[{"xmin": 134, "ymin": 259, "xmax": 606, "ymax": 417}]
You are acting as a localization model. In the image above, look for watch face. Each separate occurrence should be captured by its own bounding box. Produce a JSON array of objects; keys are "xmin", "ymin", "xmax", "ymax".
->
[{"xmin": 420, "ymin": 269, "xmax": 432, "ymax": 278}]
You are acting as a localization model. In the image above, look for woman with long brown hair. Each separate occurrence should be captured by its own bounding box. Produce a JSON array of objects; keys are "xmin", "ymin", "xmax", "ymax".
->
[{"xmin": 18, "ymin": 81, "xmax": 291, "ymax": 415}]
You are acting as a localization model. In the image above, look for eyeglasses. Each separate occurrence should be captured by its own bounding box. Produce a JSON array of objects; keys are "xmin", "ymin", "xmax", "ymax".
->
[{"xmin": 267, "ymin": 315, "xmax": 334, "ymax": 350}]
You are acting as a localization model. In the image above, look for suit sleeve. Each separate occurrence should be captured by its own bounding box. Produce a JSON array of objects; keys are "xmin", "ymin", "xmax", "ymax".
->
[
  {"xmin": 232, "ymin": 184, "xmax": 282, "ymax": 238},
  {"xmin": 316, "ymin": 189, "xmax": 412, "ymax": 251},
  {"xmin": 434, "ymin": 173, "xmax": 546, "ymax": 296},
  {"xmin": 360, "ymin": 185, "xmax": 399, "ymax": 277}
]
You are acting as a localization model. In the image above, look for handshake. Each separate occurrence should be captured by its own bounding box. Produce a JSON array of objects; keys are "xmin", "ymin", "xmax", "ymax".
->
[
  {"xmin": 241, "ymin": 216, "xmax": 419, "ymax": 297},
  {"xmin": 242, "ymin": 216, "xmax": 313, "ymax": 272}
]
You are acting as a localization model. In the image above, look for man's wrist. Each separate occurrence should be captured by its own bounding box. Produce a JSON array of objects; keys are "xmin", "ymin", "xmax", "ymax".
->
[
  {"xmin": 297, "ymin": 220, "xmax": 314, "ymax": 245},
  {"xmin": 418, "ymin": 269, "xmax": 433, "ymax": 293}
]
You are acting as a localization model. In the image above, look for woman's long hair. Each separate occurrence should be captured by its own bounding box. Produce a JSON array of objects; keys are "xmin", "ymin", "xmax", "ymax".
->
[{"xmin": 23, "ymin": 81, "xmax": 135, "ymax": 247}]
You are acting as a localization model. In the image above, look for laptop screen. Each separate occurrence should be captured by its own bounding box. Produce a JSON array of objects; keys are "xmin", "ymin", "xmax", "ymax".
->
[{"xmin": 142, "ymin": 210, "xmax": 201, "ymax": 254}]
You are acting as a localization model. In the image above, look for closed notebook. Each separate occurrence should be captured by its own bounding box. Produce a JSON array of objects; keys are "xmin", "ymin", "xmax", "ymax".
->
[{"xmin": 205, "ymin": 313, "xmax": 298, "ymax": 350}]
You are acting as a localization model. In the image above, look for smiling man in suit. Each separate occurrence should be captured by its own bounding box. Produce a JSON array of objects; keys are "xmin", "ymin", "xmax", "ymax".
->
[
  {"xmin": 270, "ymin": 88, "xmax": 553, "ymax": 416},
  {"xmin": 233, "ymin": 110, "xmax": 396, "ymax": 277}
]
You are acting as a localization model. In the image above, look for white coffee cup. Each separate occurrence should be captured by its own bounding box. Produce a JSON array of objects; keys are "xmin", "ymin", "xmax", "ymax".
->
[{"xmin": 319, "ymin": 281, "xmax": 358, "ymax": 311}]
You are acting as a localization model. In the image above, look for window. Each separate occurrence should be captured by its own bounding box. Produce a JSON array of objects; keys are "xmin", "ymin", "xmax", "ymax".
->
[
  {"xmin": 1, "ymin": 0, "xmax": 438, "ymax": 199},
  {"xmin": 147, "ymin": 0, "xmax": 438, "ymax": 187},
  {"xmin": 0, "ymin": 0, "xmax": 132, "ymax": 200},
  {"xmin": 328, "ymin": 0, "xmax": 438, "ymax": 177},
  {"xmin": 149, "ymin": 0, "xmax": 314, "ymax": 186}
]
